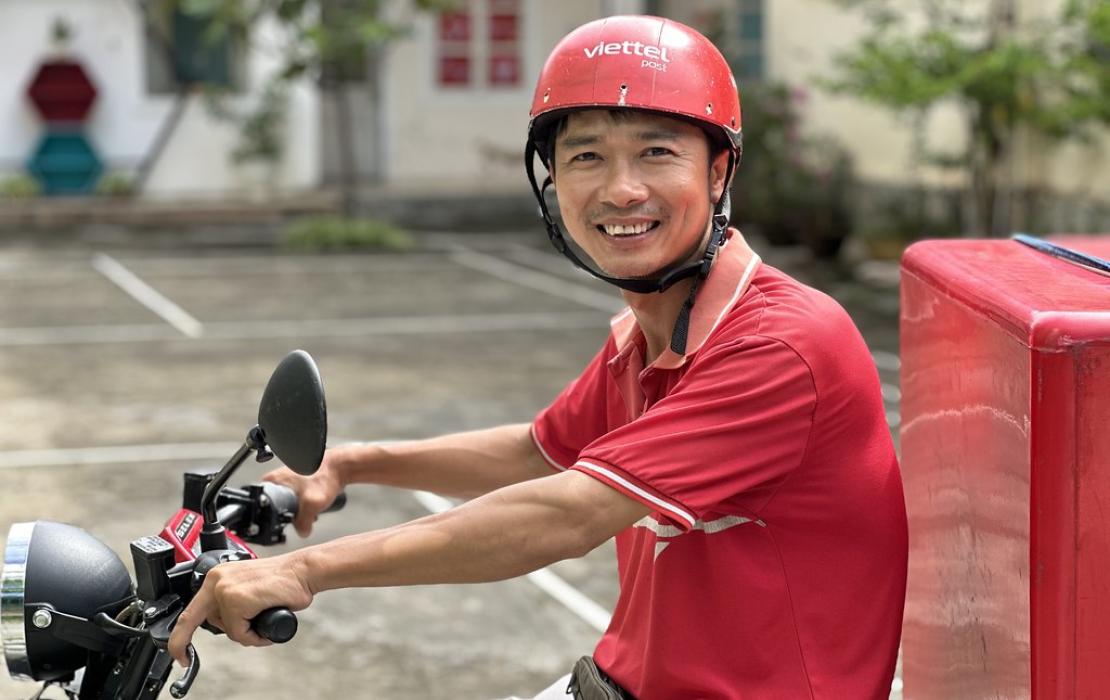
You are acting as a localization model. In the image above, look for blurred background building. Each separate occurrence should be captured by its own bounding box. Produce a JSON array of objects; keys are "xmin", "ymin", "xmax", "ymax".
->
[{"xmin": 0, "ymin": 0, "xmax": 1106, "ymax": 251}]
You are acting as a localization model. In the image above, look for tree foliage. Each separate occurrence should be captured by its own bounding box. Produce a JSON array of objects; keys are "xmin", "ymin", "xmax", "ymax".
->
[
  {"xmin": 823, "ymin": 0, "xmax": 1110, "ymax": 235},
  {"xmin": 176, "ymin": 0, "xmax": 455, "ymax": 83},
  {"xmin": 151, "ymin": 0, "xmax": 453, "ymax": 201}
]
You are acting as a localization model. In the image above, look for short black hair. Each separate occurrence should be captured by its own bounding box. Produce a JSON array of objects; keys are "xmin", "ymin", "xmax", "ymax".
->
[{"xmin": 536, "ymin": 109, "xmax": 731, "ymax": 172}]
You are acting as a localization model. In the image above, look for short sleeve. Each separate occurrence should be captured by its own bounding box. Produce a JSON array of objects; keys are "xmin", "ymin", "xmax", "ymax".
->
[
  {"xmin": 572, "ymin": 335, "xmax": 817, "ymax": 530},
  {"xmin": 531, "ymin": 339, "xmax": 615, "ymax": 472}
]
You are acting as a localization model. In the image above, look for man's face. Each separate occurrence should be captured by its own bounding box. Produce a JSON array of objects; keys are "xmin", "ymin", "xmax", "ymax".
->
[{"xmin": 551, "ymin": 110, "xmax": 729, "ymax": 281}]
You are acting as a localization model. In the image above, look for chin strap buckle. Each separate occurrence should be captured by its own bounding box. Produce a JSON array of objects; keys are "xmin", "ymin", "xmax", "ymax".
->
[
  {"xmin": 700, "ymin": 239, "xmax": 719, "ymax": 277},
  {"xmin": 699, "ymin": 216, "xmax": 727, "ymax": 278}
]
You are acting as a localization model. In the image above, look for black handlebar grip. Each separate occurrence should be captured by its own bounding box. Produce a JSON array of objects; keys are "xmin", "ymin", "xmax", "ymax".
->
[
  {"xmin": 251, "ymin": 607, "xmax": 298, "ymax": 643},
  {"xmin": 259, "ymin": 483, "xmax": 346, "ymax": 516},
  {"xmin": 322, "ymin": 491, "xmax": 347, "ymax": 513}
]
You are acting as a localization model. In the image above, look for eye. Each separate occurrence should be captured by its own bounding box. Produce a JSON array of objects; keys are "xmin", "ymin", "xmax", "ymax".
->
[
  {"xmin": 644, "ymin": 146, "xmax": 674, "ymax": 157},
  {"xmin": 569, "ymin": 151, "xmax": 600, "ymax": 163}
]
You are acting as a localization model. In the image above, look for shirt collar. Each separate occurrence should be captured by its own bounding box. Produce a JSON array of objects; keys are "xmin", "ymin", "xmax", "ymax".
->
[{"xmin": 609, "ymin": 228, "xmax": 761, "ymax": 370}]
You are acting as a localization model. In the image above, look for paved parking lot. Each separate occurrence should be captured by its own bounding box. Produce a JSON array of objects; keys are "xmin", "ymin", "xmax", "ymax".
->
[{"xmin": 0, "ymin": 233, "xmax": 902, "ymax": 699}]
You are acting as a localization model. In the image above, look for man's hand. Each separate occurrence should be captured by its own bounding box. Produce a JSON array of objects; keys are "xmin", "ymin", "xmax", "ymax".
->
[
  {"xmin": 262, "ymin": 450, "xmax": 346, "ymax": 537},
  {"xmin": 167, "ymin": 553, "xmax": 315, "ymax": 667}
]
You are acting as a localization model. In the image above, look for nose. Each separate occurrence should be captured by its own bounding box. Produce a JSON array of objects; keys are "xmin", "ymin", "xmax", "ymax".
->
[{"xmin": 599, "ymin": 160, "xmax": 648, "ymax": 209}]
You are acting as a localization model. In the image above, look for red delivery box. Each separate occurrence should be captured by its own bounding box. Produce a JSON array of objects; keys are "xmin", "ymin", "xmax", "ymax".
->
[{"xmin": 900, "ymin": 236, "xmax": 1110, "ymax": 699}]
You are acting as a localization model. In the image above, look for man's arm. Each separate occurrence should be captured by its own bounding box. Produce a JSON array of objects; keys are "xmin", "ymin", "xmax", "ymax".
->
[
  {"xmin": 300, "ymin": 468, "xmax": 645, "ymax": 589},
  {"xmin": 265, "ymin": 423, "xmax": 555, "ymax": 536},
  {"xmin": 167, "ymin": 469, "xmax": 650, "ymax": 664},
  {"xmin": 330, "ymin": 423, "xmax": 553, "ymax": 499}
]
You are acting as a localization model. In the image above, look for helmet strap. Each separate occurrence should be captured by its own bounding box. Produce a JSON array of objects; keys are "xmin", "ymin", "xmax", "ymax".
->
[
  {"xmin": 526, "ymin": 139, "xmax": 737, "ymax": 354},
  {"xmin": 525, "ymin": 140, "xmax": 737, "ymax": 295}
]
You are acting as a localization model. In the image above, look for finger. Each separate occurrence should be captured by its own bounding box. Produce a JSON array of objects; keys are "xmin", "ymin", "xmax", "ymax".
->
[
  {"xmin": 293, "ymin": 512, "xmax": 315, "ymax": 539},
  {"xmin": 225, "ymin": 617, "xmax": 273, "ymax": 647},
  {"xmin": 168, "ymin": 588, "xmax": 212, "ymax": 667},
  {"xmin": 261, "ymin": 466, "xmax": 296, "ymax": 485}
]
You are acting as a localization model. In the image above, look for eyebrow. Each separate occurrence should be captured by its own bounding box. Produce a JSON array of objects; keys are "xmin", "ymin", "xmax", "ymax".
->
[
  {"xmin": 634, "ymin": 128, "xmax": 681, "ymax": 142},
  {"xmin": 559, "ymin": 134, "xmax": 601, "ymax": 149},
  {"xmin": 558, "ymin": 128, "xmax": 682, "ymax": 150}
]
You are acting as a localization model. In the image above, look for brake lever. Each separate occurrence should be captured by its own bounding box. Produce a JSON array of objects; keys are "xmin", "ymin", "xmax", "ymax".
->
[
  {"xmin": 144, "ymin": 595, "xmax": 201, "ymax": 698},
  {"xmin": 144, "ymin": 595, "xmax": 182, "ymax": 647},
  {"xmin": 169, "ymin": 643, "xmax": 200, "ymax": 698}
]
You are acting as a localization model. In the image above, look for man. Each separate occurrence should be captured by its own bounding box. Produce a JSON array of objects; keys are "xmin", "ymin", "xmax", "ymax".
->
[{"xmin": 169, "ymin": 16, "xmax": 907, "ymax": 699}]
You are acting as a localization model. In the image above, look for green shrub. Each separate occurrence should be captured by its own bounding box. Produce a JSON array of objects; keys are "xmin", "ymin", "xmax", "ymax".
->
[
  {"xmin": 0, "ymin": 174, "xmax": 42, "ymax": 199},
  {"xmin": 96, "ymin": 173, "xmax": 135, "ymax": 197},
  {"xmin": 731, "ymin": 83, "xmax": 857, "ymax": 259},
  {"xmin": 281, "ymin": 216, "xmax": 415, "ymax": 252}
]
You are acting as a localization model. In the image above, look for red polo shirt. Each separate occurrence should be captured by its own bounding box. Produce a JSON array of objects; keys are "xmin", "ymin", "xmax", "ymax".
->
[{"xmin": 532, "ymin": 230, "xmax": 907, "ymax": 699}]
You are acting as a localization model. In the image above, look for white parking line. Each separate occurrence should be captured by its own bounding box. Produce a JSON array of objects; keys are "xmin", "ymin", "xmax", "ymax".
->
[
  {"xmin": 92, "ymin": 253, "xmax": 204, "ymax": 338},
  {"xmin": 881, "ymin": 383, "xmax": 902, "ymax": 404},
  {"xmin": 872, "ymin": 350, "xmax": 901, "ymax": 372},
  {"xmin": 412, "ymin": 490, "xmax": 612, "ymax": 634},
  {"xmin": 505, "ymin": 244, "xmax": 595, "ymax": 279},
  {"xmin": 0, "ymin": 323, "xmax": 183, "ymax": 346},
  {"xmin": 0, "ymin": 311, "xmax": 608, "ymax": 347},
  {"xmin": 886, "ymin": 410, "xmax": 901, "ymax": 429},
  {"xmin": 97, "ymin": 253, "xmax": 458, "ymax": 276},
  {"xmin": 0, "ymin": 442, "xmax": 236, "ymax": 470},
  {"xmin": 444, "ymin": 245, "xmax": 625, "ymax": 314}
]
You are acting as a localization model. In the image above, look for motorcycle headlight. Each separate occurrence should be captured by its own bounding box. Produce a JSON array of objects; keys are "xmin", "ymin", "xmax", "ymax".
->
[{"xmin": 2, "ymin": 521, "xmax": 132, "ymax": 682}]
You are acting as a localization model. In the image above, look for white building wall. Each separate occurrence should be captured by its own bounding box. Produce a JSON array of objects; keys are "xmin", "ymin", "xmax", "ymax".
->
[
  {"xmin": 380, "ymin": 0, "xmax": 640, "ymax": 191},
  {"xmin": 766, "ymin": 0, "xmax": 1110, "ymax": 198},
  {"xmin": 0, "ymin": 0, "xmax": 320, "ymax": 198},
  {"xmin": 765, "ymin": 0, "xmax": 965, "ymax": 187}
]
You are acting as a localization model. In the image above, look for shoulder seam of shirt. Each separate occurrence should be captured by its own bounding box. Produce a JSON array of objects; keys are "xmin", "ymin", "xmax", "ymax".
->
[
  {"xmin": 693, "ymin": 278, "xmax": 768, "ymax": 354},
  {"xmin": 749, "ymin": 279, "xmax": 769, "ymax": 338}
]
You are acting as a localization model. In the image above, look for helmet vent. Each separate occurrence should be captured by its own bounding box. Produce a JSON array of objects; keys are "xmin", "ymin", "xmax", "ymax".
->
[
  {"xmin": 543, "ymin": 88, "xmax": 550, "ymax": 104},
  {"xmin": 706, "ymin": 103, "xmax": 713, "ymax": 115},
  {"xmin": 618, "ymin": 83, "xmax": 628, "ymax": 106},
  {"xmin": 731, "ymin": 117, "xmax": 737, "ymax": 127}
]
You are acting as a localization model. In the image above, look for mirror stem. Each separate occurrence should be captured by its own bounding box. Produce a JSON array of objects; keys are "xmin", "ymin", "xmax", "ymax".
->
[{"xmin": 199, "ymin": 427, "xmax": 267, "ymax": 552}]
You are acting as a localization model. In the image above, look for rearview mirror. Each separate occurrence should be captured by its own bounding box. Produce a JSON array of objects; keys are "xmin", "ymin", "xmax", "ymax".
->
[{"xmin": 257, "ymin": 350, "xmax": 327, "ymax": 475}]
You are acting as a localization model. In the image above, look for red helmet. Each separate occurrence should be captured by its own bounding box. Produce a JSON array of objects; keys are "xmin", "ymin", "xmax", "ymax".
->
[{"xmin": 528, "ymin": 15, "xmax": 742, "ymax": 162}]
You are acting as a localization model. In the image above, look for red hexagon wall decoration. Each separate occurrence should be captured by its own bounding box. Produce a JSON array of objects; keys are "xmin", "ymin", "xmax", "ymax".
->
[{"xmin": 27, "ymin": 59, "xmax": 98, "ymax": 123}]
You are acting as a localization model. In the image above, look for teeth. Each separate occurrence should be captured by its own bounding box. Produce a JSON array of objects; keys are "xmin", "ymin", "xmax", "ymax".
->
[{"xmin": 603, "ymin": 222, "xmax": 654, "ymax": 236}]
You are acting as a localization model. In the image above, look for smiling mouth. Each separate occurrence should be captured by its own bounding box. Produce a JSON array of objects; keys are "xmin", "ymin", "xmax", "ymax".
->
[{"xmin": 596, "ymin": 221, "xmax": 661, "ymax": 237}]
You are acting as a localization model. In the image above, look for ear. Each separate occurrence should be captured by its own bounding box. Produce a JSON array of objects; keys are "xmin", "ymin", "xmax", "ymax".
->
[
  {"xmin": 709, "ymin": 149, "xmax": 730, "ymax": 204},
  {"xmin": 543, "ymin": 147, "xmax": 557, "ymax": 189}
]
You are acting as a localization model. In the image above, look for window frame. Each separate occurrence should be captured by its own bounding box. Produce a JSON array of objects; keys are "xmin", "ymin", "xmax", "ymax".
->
[
  {"xmin": 143, "ymin": 0, "xmax": 245, "ymax": 95},
  {"xmin": 434, "ymin": 0, "xmax": 524, "ymax": 91}
]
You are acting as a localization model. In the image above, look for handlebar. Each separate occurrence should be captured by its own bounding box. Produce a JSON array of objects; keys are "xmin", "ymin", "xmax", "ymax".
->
[
  {"xmin": 153, "ymin": 481, "xmax": 348, "ymax": 696},
  {"xmin": 323, "ymin": 490, "xmax": 347, "ymax": 513},
  {"xmin": 255, "ymin": 482, "xmax": 348, "ymax": 522},
  {"xmin": 224, "ymin": 483, "xmax": 347, "ymax": 644},
  {"xmin": 251, "ymin": 607, "xmax": 298, "ymax": 643},
  {"xmin": 110, "ymin": 480, "xmax": 351, "ymax": 698},
  {"xmin": 214, "ymin": 482, "xmax": 347, "ymax": 547}
]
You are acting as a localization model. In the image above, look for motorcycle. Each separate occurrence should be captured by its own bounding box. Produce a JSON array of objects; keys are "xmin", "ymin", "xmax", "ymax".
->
[{"xmin": 0, "ymin": 350, "xmax": 344, "ymax": 699}]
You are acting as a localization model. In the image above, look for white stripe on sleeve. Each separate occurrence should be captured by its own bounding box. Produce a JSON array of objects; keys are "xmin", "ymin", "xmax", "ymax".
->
[
  {"xmin": 574, "ymin": 460, "xmax": 697, "ymax": 528},
  {"xmin": 529, "ymin": 424, "xmax": 569, "ymax": 471}
]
